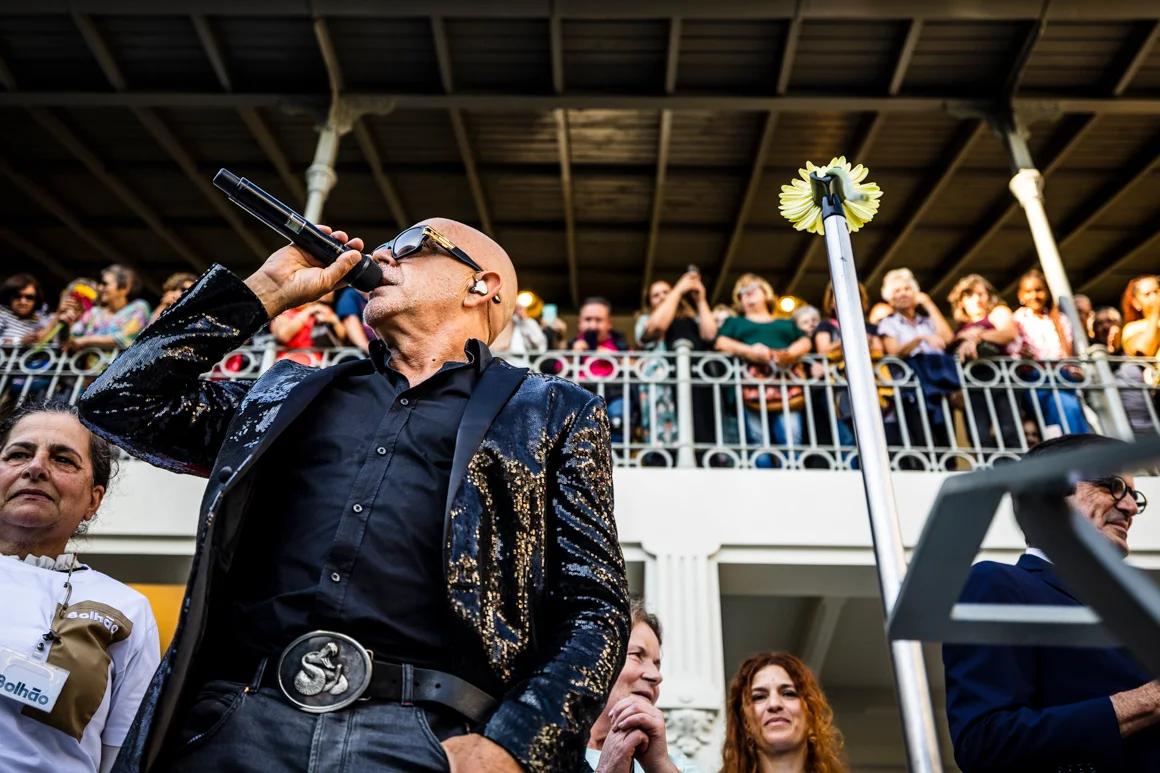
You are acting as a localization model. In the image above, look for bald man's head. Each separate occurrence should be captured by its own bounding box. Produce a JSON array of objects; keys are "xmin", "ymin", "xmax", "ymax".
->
[{"xmin": 364, "ymin": 217, "xmax": 518, "ymax": 345}]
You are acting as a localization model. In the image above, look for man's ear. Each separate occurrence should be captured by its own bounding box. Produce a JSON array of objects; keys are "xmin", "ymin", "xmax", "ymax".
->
[{"xmin": 464, "ymin": 271, "xmax": 503, "ymax": 309}]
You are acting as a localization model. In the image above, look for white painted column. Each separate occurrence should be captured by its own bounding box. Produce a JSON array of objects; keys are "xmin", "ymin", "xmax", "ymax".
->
[
  {"xmin": 1007, "ymin": 162, "xmax": 1133, "ymax": 440},
  {"xmin": 643, "ymin": 541, "xmax": 726, "ymax": 770}
]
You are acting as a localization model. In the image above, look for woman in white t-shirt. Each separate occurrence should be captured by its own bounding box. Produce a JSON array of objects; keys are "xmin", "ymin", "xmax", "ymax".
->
[
  {"xmin": 1011, "ymin": 268, "xmax": 1089, "ymax": 436},
  {"xmin": 0, "ymin": 402, "xmax": 160, "ymax": 773}
]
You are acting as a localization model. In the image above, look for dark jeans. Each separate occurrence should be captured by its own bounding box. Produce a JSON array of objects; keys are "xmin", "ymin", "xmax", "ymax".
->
[{"xmin": 167, "ymin": 680, "xmax": 468, "ymax": 772}]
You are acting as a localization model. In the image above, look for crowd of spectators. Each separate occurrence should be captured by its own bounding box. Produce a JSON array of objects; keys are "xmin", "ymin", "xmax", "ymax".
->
[
  {"xmin": 2, "ymin": 262, "xmax": 1157, "ymax": 771},
  {"xmin": 3, "ymin": 264, "xmax": 1159, "ymax": 460}
]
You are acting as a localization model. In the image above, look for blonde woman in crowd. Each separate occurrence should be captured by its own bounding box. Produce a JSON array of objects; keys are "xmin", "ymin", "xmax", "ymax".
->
[
  {"xmin": 721, "ymin": 652, "xmax": 846, "ymax": 773},
  {"xmin": 714, "ymin": 273, "xmax": 811, "ymax": 464}
]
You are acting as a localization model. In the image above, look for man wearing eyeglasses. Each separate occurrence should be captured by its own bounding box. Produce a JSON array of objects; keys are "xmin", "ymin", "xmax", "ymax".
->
[
  {"xmin": 943, "ymin": 433, "xmax": 1159, "ymax": 772},
  {"xmin": 78, "ymin": 218, "xmax": 630, "ymax": 772}
]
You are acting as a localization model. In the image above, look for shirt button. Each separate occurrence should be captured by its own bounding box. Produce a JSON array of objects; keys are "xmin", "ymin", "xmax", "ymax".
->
[
  {"xmin": 377, "ymin": 446, "xmax": 387, "ymax": 455},
  {"xmin": 330, "ymin": 572, "xmax": 341, "ymax": 582},
  {"xmin": 399, "ymin": 398, "xmax": 410, "ymax": 406},
  {"xmin": 353, "ymin": 504, "xmax": 363, "ymax": 513}
]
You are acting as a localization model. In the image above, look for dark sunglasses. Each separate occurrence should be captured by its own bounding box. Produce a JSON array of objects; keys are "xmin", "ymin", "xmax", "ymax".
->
[
  {"xmin": 375, "ymin": 225, "xmax": 485, "ymax": 274},
  {"xmin": 1090, "ymin": 475, "xmax": 1147, "ymax": 514},
  {"xmin": 14, "ymin": 292, "xmax": 37, "ymax": 301}
]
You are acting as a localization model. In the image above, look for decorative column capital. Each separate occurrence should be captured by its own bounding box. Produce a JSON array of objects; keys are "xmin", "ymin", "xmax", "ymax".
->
[{"xmin": 664, "ymin": 708, "xmax": 718, "ymax": 758}]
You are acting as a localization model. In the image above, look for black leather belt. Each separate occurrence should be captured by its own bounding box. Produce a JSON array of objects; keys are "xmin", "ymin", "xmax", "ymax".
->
[{"xmin": 252, "ymin": 631, "xmax": 496, "ymax": 724}]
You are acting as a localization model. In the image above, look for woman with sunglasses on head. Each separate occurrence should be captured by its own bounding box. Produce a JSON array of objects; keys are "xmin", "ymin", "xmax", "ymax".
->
[
  {"xmin": 0, "ymin": 273, "xmax": 48, "ymax": 345},
  {"xmin": 0, "ymin": 401, "xmax": 160, "ymax": 773},
  {"xmin": 721, "ymin": 652, "xmax": 847, "ymax": 773}
]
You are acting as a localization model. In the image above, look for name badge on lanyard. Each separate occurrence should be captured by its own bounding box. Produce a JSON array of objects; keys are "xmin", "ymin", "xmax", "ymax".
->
[{"xmin": 0, "ymin": 647, "xmax": 69, "ymax": 713}]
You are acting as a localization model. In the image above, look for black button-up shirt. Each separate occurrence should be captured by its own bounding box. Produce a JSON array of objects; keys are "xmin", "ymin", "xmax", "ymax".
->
[{"xmin": 225, "ymin": 339, "xmax": 489, "ymax": 678}]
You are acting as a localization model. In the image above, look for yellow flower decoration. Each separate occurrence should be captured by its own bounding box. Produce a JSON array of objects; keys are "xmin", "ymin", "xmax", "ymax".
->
[{"xmin": 778, "ymin": 156, "xmax": 882, "ymax": 235}]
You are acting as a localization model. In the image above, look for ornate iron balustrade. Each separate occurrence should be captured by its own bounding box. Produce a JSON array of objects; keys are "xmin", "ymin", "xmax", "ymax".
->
[{"xmin": 4, "ymin": 342, "xmax": 1156, "ymax": 470}]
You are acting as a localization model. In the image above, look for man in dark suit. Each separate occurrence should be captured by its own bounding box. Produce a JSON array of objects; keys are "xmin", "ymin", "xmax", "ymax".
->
[
  {"xmin": 943, "ymin": 433, "xmax": 1160, "ymax": 772},
  {"xmin": 79, "ymin": 219, "xmax": 630, "ymax": 772}
]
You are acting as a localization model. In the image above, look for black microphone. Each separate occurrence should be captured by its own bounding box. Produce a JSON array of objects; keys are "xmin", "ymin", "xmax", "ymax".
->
[{"xmin": 213, "ymin": 169, "xmax": 383, "ymax": 292}]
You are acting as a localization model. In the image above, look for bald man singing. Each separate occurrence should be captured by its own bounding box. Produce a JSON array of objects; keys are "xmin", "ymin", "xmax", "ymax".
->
[{"xmin": 79, "ymin": 219, "xmax": 630, "ymax": 772}]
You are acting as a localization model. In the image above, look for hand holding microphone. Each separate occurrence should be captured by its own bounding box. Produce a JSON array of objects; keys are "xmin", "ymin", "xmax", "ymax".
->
[
  {"xmin": 244, "ymin": 226, "xmax": 365, "ymax": 319},
  {"xmin": 213, "ymin": 169, "xmax": 381, "ymax": 318}
]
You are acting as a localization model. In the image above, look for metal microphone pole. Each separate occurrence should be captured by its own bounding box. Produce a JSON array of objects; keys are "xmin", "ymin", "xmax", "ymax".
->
[{"xmin": 810, "ymin": 171, "xmax": 944, "ymax": 772}]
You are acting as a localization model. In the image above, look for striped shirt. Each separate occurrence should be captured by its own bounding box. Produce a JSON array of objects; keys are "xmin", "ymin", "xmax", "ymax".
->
[{"xmin": 0, "ymin": 306, "xmax": 47, "ymax": 344}]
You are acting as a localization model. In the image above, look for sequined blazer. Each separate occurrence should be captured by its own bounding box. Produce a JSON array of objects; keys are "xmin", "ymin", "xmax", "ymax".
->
[{"xmin": 78, "ymin": 266, "xmax": 631, "ymax": 772}]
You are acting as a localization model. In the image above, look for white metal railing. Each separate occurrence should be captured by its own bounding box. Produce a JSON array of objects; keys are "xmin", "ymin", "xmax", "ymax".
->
[{"xmin": 4, "ymin": 342, "xmax": 1157, "ymax": 470}]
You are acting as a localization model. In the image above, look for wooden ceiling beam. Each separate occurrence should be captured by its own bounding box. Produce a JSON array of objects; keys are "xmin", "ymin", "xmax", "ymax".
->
[
  {"xmin": 862, "ymin": 120, "xmax": 987, "ymax": 292},
  {"xmin": 74, "ymin": 13, "xmax": 267, "ymax": 259},
  {"xmin": 549, "ymin": 13, "xmax": 579, "ymax": 307},
  {"xmin": 710, "ymin": 113, "xmax": 779, "ymax": 304},
  {"xmin": 965, "ymin": 19, "xmax": 1160, "ymax": 297},
  {"xmin": 927, "ymin": 113, "xmax": 1100, "ymax": 300},
  {"xmin": 432, "ymin": 16, "xmax": 493, "ymax": 236},
  {"xmin": 783, "ymin": 19, "xmax": 919, "ymax": 296},
  {"xmin": 0, "ymin": 155, "xmax": 129, "ymax": 268},
  {"xmin": 193, "ymin": 14, "xmax": 306, "ymax": 202},
  {"xmin": 642, "ymin": 18, "xmax": 682, "ymax": 293}
]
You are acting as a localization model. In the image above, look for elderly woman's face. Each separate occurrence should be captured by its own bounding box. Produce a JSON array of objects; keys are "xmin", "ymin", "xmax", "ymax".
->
[
  {"xmin": 795, "ymin": 309, "xmax": 820, "ymax": 335},
  {"xmin": 886, "ymin": 278, "xmax": 917, "ymax": 311},
  {"xmin": 0, "ymin": 413, "xmax": 103, "ymax": 552}
]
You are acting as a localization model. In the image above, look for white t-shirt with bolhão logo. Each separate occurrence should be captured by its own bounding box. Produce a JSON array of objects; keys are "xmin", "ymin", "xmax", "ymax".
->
[{"xmin": 0, "ymin": 555, "xmax": 160, "ymax": 773}]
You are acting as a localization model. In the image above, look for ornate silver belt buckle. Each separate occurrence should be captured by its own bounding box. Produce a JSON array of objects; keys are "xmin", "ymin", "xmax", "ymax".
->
[{"xmin": 276, "ymin": 630, "xmax": 373, "ymax": 713}]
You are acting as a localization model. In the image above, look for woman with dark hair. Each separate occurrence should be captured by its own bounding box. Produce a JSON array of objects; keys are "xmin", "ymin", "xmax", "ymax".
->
[
  {"xmin": 721, "ymin": 651, "xmax": 846, "ymax": 773},
  {"xmin": 635, "ymin": 271, "xmax": 718, "ymax": 454},
  {"xmin": 1011, "ymin": 268, "xmax": 1089, "ymax": 435},
  {"xmin": 0, "ymin": 402, "xmax": 159, "ymax": 773},
  {"xmin": 66, "ymin": 265, "xmax": 151, "ymax": 351},
  {"xmin": 0, "ymin": 273, "xmax": 48, "ymax": 344},
  {"xmin": 810, "ymin": 281, "xmax": 882, "ymax": 454}
]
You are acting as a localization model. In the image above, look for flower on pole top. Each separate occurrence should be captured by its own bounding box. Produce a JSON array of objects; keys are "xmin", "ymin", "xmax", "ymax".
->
[{"xmin": 778, "ymin": 156, "xmax": 882, "ymax": 235}]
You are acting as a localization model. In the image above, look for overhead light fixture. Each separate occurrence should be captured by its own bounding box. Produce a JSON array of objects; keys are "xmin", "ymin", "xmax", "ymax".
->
[{"xmin": 517, "ymin": 290, "xmax": 543, "ymax": 319}]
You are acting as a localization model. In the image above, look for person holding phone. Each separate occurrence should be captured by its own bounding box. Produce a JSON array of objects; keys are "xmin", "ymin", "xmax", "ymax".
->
[
  {"xmin": 634, "ymin": 268, "xmax": 718, "ymax": 454},
  {"xmin": 569, "ymin": 298, "xmax": 631, "ymax": 441}
]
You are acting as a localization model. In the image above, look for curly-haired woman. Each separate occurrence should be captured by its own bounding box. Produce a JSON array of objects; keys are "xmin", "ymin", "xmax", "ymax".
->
[{"xmin": 721, "ymin": 652, "xmax": 846, "ymax": 773}]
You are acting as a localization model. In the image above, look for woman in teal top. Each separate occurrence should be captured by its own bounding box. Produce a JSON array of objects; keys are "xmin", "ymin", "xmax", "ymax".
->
[{"xmin": 714, "ymin": 273, "xmax": 811, "ymax": 467}]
